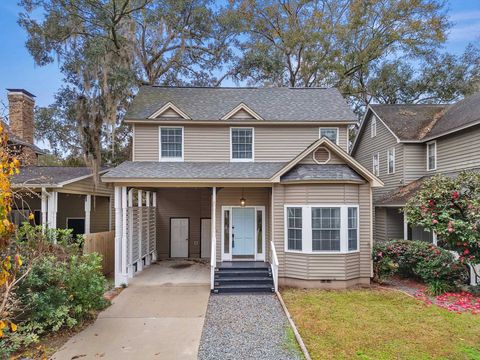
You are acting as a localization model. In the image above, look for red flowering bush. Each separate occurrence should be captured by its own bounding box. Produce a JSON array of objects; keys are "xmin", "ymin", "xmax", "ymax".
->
[
  {"xmin": 405, "ymin": 172, "xmax": 480, "ymax": 270},
  {"xmin": 373, "ymin": 240, "xmax": 467, "ymax": 295}
]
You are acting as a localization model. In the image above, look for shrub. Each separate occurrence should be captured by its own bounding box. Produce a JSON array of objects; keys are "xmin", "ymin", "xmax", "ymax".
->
[
  {"xmin": 0, "ymin": 251, "xmax": 108, "ymax": 357},
  {"xmin": 373, "ymin": 240, "xmax": 467, "ymax": 295}
]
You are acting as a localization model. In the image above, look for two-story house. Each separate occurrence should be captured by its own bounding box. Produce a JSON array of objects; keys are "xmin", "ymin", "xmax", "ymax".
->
[
  {"xmin": 351, "ymin": 92, "xmax": 480, "ymax": 245},
  {"xmin": 102, "ymin": 86, "xmax": 383, "ymax": 292}
]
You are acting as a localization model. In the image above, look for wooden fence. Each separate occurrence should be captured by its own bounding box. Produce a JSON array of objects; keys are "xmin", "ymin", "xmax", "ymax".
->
[{"xmin": 84, "ymin": 231, "xmax": 115, "ymax": 275}]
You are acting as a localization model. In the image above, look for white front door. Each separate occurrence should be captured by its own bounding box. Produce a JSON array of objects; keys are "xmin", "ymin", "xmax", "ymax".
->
[
  {"xmin": 171, "ymin": 218, "xmax": 189, "ymax": 257},
  {"xmin": 201, "ymin": 218, "xmax": 211, "ymax": 258}
]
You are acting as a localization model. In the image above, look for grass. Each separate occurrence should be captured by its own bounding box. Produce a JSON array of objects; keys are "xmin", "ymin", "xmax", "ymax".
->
[
  {"xmin": 283, "ymin": 325, "xmax": 305, "ymax": 359},
  {"xmin": 281, "ymin": 288, "xmax": 480, "ymax": 360}
]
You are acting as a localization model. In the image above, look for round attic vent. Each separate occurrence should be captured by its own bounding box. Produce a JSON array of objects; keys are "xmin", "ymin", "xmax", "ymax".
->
[{"xmin": 313, "ymin": 147, "xmax": 330, "ymax": 164}]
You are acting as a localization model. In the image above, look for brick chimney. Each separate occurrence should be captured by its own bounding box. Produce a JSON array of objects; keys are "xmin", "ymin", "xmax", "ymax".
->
[
  {"xmin": 7, "ymin": 89, "xmax": 35, "ymax": 144},
  {"xmin": 7, "ymin": 89, "xmax": 37, "ymax": 165}
]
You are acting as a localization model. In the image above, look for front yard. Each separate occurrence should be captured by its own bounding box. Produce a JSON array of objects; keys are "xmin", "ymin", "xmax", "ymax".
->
[{"xmin": 282, "ymin": 288, "xmax": 480, "ymax": 360}]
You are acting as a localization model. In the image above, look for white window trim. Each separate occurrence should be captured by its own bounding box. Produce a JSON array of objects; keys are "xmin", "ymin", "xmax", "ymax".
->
[
  {"xmin": 284, "ymin": 204, "xmax": 360, "ymax": 254},
  {"xmin": 159, "ymin": 126, "xmax": 184, "ymax": 162},
  {"xmin": 221, "ymin": 206, "xmax": 265, "ymax": 261},
  {"xmin": 387, "ymin": 147, "xmax": 395, "ymax": 174},
  {"xmin": 371, "ymin": 116, "xmax": 377, "ymax": 138},
  {"xmin": 319, "ymin": 127, "xmax": 339, "ymax": 145},
  {"xmin": 426, "ymin": 140, "xmax": 437, "ymax": 171},
  {"xmin": 230, "ymin": 127, "xmax": 254, "ymax": 162},
  {"xmin": 372, "ymin": 152, "xmax": 379, "ymax": 176}
]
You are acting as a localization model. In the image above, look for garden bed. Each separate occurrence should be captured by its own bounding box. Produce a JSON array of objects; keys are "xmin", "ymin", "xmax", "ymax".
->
[{"xmin": 281, "ymin": 287, "xmax": 480, "ymax": 359}]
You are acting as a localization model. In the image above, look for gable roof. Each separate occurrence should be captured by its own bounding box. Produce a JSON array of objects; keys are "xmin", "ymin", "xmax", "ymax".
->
[
  {"xmin": 125, "ymin": 86, "xmax": 356, "ymax": 122},
  {"xmin": 12, "ymin": 166, "xmax": 106, "ymax": 187},
  {"xmin": 221, "ymin": 103, "xmax": 263, "ymax": 120},
  {"xmin": 148, "ymin": 101, "xmax": 191, "ymax": 119},
  {"xmin": 427, "ymin": 91, "xmax": 480, "ymax": 138},
  {"xmin": 270, "ymin": 137, "xmax": 383, "ymax": 187},
  {"xmin": 281, "ymin": 164, "xmax": 364, "ymax": 183},
  {"xmin": 351, "ymin": 92, "xmax": 480, "ymax": 154},
  {"xmin": 369, "ymin": 104, "xmax": 446, "ymax": 141}
]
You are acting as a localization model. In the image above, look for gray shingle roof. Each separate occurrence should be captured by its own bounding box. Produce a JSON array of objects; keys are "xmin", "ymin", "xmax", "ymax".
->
[
  {"xmin": 370, "ymin": 104, "xmax": 446, "ymax": 141},
  {"xmin": 428, "ymin": 92, "xmax": 480, "ymax": 137},
  {"xmin": 125, "ymin": 86, "xmax": 356, "ymax": 122},
  {"xmin": 281, "ymin": 164, "xmax": 364, "ymax": 182},
  {"xmin": 12, "ymin": 166, "xmax": 95, "ymax": 186},
  {"xmin": 102, "ymin": 161, "xmax": 286, "ymax": 180}
]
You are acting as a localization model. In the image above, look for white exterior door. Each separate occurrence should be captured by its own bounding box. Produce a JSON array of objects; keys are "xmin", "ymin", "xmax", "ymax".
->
[
  {"xmin": 171, "ymin": 218, "xmax": 189, "ymax": 257},
  {"xmin": 201, "ymin": 218, "xmax": 211, "ymax": 258}
]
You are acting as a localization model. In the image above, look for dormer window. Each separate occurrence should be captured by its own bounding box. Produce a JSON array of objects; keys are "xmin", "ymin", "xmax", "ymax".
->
[
  {"xmin": 427, "ymin": 141, "xmax": 437, "ymax": 171},
  {"xmin": 371, "ymin": 116, "xmax": 377, "ymax": 137},
  {"xmin": 231, "ymin": 127, "xmax": 254, "ymax": 162},
  {"xmin": 159, "ymin": 127, "xmax": 183, "ymax": 161},
  {"xmin": 319, "ymin": 128, "xmax": 339, "ymax": 144}
]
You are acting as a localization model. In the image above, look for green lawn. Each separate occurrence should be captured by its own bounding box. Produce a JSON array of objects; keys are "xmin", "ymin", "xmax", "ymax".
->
[{"xmin": 281, "ymin": 288, "xmax": 480, "ymax": 360}]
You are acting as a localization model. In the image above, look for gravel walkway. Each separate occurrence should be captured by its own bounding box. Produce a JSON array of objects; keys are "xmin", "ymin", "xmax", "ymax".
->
[{"xmin": 198, "ymin": 294, "xmax": 303, "ymax": 360}]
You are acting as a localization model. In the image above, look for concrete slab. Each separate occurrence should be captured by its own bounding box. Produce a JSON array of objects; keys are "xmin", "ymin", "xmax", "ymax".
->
[{"xmin": 52, "ymin": 260, "xmax": 210, "ymax": 360}]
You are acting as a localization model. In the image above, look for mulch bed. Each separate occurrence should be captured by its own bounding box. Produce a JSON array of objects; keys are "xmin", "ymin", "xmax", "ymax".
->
[{"xmin": 381, "ymin": 276, "xmax": 480, "ymax": 314}]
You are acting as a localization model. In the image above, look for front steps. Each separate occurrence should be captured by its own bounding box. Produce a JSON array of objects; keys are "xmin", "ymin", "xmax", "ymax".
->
[{"xmin": 213, "ymin": 262, "xmax": 275, "ymax": 294}]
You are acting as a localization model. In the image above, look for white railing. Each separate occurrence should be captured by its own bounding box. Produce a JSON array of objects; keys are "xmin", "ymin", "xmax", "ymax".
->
[{"xmin": 270, "ymin": 240, "xmax": 279, "ymax": 292}]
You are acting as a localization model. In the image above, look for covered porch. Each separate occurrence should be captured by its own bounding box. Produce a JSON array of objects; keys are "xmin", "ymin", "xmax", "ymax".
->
[{"xmin": 112, "ymin": 185, "xmax": 278, "ymax": 291}]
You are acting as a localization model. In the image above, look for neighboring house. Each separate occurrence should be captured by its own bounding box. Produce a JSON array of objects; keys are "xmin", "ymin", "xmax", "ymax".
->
[
  {"xmin": 102, "ymin": 86, "xmax": 383, "ymax": 292},
  {"xmin": 351, "ymin": 92, "xmax": 480, "ymax": 245},
  {"xmin": 4, "ymin": 89, "xmax": 113, "ymax": 236}
]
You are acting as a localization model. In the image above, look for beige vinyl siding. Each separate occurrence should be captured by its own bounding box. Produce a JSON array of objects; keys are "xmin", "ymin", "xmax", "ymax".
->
[
  {"xmin": 155, "ymin": 188, "xmax": 211, "ymax": 259},
  {"xmin": 215, "ymin": 187, "xmax": 270, "ymax": 262},
  {"xmin": 352, "ymin": 113, "xmax": 404, "ymax": 202},
  {"xmin": 133, "ymin": 124, "xmax": 159, "ymax": 161},
  {"xmin": 385, "ymin": 207, "xmax": 404, "ymax": 240},
  {"xmin": 299, "ymin": 148, "xmax": 346, "ymax": 165},
  {"xmin": 435, "ymin": 124, "xmax": 480, "ymax": 173},
  {"xmin": 91, "ymin": 196, "xmax": 110, "ymax": 233},
  {"xmin": 229, "ymin": 109, "xmax": 255, "ymax": 119},
  {"xmin": 404, "ymin": 143, "xmax": 427, "ymax": 182},
  {"xmin": 185, "ymin": 126, "xmax": 230, "ymax": 161},
  {"xmin": 133, "ymin": 124, "xmax": 350, "ymax": 162},
  {"xmin": 272, "ymin": 183, "xmax": 371, "ymax": 281},
  {"xmin": 62, "ymin": 176, "xmax": 112, "ymax": 197},
  {"xmin": 374, "ymin": 207, "xmax": 387, "ymax": 242}
]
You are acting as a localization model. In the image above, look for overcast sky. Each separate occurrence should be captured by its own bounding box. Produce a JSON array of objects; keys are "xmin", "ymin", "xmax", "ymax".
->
[{"xmin": 0, "ymin": 0, "xmax": 479, "ymax": 109}]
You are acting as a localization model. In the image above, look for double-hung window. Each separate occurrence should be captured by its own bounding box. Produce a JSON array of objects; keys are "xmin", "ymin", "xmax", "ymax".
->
[
  {"xmin": 286, "ymin": 207, "xmax": 302, "ymax": 251},
  {"xmin": 372, "ymin": 152, "xmax": 379, "ymax": 176},
  {"xmin": 231, "ymin": 128, "xmax": 254, "ymax": 161},
  {"xmin": 312, "ymin": 207, "xmax": 341, "ymax": 251},
  {"xmin": 427, "ymin": 141, "xmax": 436, "ymax": 171},
  {"xmin": 159, "ymin": 127, "xmax": 183, "ymax": 161},
  {"xmin": 320, "ymin": 128, "xmax": 339, "ymax": 144},
  {"xmin": 387, "ymin": 148, "xmax": 395, "ymax": 174},
  {"xmin": 285, "ymin": 205, "xmax": 359, "ymax": 253}
]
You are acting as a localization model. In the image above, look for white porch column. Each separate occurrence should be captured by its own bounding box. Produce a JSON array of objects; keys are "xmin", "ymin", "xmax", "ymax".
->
[
  {"xmin": 137, "ymin": 190, "xmax": 143, "ymax": 272},
  {"xmin": 121, "ymin": 187, "xmax": 130, "ymax": 281},
  {"xmin": 210, "ymin": 187, "xmax": 217, "ymax": 290},
  {"xmin": 47, "ymin": 191, "xmax": 58, "ymax": 242},
  {"xmin": 403, "ymin": 212, "xmax": 409, "ymax": 240},
  {"xmin": 41, "ymin": 188, "xmax": 47, "ymax": 233},
  {"xmin": 127, "ymin": 189, "xmax": 134, "ymax": 278},
  {"xmin": 145, "ymin": 191, "xmax": 151, "ymax": 266},
  {"xmin": 114, "ymin": 186, "xmax": 127, "ymax": 287},
  {"xmin": 152, "ymin": 192, "xmax": 157, "ymax": 262},
  {"xmin": 84, "ymin": 194, "xmax": 91, "ymax": 235}
]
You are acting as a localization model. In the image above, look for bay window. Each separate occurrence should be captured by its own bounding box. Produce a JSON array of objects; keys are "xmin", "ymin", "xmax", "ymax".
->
[{"xmin": 285, "ymin": 205, "xmax": 359, "ymax": 253}]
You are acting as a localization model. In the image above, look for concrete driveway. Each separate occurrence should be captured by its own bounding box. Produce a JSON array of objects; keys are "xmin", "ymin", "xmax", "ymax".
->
[{"xmin": 52, "ymin": 260, "xmax": 210, "ymax": 360}]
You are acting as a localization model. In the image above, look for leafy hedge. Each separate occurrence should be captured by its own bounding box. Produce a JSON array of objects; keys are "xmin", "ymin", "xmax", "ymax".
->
[
  {"xmin": 0, "ymin": 225, "xmax": 108, "ymax": 358},
  {"xmin": 373, "ymin": 240, "xmax": 468, "ymax": 295}
]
